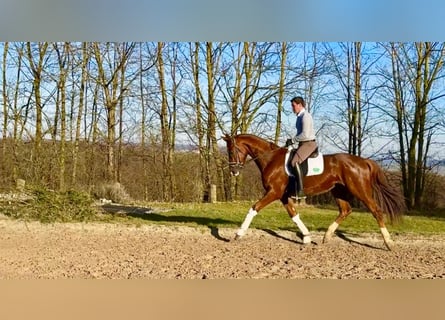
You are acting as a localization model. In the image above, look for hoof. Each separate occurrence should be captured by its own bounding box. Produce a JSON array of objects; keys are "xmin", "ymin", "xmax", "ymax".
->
[
  {"xmin": 384, "ymin": 240, "xmax": 395, "ymax": 251},
  {"xmin": 302, "ymin": 236, "xmax": 312, "ymax": 244},
  {"xmin": 234, "ymin": 234, "xmax": 241, "ymax": 241}
]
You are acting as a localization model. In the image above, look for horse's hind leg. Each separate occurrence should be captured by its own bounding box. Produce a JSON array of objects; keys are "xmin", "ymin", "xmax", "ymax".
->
[
  {"xmin": 323, "ymin": 185, "xmax": 353, "ymax": 244},
  {"xmin": 323, "ymin": 198, "xmax": 352, "ymax": 243},
  {"xmin": 282, "ymin": 198, "xmax": 311, "ymax": 244},
  {"xmin": 362, "ymin": 197, "xmax": 394, "ymax": 251},
  {"xmin": 347, "ymin": 183, "xmax": 394, "ymax": 250}
]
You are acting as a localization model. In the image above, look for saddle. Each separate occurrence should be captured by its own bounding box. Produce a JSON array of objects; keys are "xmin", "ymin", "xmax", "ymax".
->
[{"xmin": 285, "ymin": 148, "xmax": 324, "ymax": 177}]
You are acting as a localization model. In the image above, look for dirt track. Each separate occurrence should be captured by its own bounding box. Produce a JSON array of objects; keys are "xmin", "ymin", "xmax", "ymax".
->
[{"xmin": 0, "ymin": 215, "xmax": 444, "ymax": 279}]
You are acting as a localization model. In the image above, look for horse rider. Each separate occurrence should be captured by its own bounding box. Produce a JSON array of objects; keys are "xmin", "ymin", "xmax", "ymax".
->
[{"xmin": 285, "ymin": 96, "xmax": 318, "ymax": 200}]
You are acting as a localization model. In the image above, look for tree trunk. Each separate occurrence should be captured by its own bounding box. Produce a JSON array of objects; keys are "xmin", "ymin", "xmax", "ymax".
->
[
  {"xmin": 26, "ymin": 42, "xmax": 49, "ymax": 181},
  {"xmin": 92, "ymin": 42, "xmax": 134, "ymax": 182},
  {"xmin": 72, "ymin": 42, "xmax": 89, "ymax": 185},
  {"xmin": 191, "ymin": 42, "xmax": 206, "ymax": 202},
  {"xmin": 139, "ymin": 43, "xmax": 149, "ymax": 200},
  {"xmin": 275, "ymin": 42, "xmax": 287, "ymax": 144},
  {"xmin": 54, "ymin": 42, "xmax": 70, "ymax": 191},
  {"xmin": 2, "ymin": 42, "xmax": 8, "ymax": 159},
  {"xmin": 353, "ymin": 42, "xmax": 362, "ymax": 156},
  {"xmin": 1, "ymin": 42, "xmax": 9, "ymax": 184},
  {"xmin": 157, "ymin": 42, "xmax": 172, "ymax": 201},
  {"xmin": 12, "ymin": 43, "xmax": 25, "ymax": 181},
  {"xmin": 388, "ymin": 42, "xmax": 445, "ymax": 209}
]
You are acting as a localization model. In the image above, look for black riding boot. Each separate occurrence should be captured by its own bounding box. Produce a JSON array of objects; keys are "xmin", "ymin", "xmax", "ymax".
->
[{"xmin": 293, "ymin": 163, "xmax": 306, "ymax": 200}]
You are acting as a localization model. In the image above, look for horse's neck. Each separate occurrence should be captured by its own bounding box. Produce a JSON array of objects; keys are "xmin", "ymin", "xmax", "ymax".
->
[{"xmin": 245, "ymin": 140, "xmax": 274, "ymax": 170}]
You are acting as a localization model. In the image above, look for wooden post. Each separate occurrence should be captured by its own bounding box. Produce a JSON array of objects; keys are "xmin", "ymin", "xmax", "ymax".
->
[
  {"xmin": 210, "ymin": 184, "xmax": 217, "ymax": 203},
  {"xmin": 16, "ymin": 179, "xmax": 25, "ymax": 192}
]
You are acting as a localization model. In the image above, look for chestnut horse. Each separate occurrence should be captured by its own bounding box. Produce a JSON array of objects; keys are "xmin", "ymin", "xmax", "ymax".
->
[{"xmin": 223, "ymin": 133, "xmax": 406, "ymax": 250}]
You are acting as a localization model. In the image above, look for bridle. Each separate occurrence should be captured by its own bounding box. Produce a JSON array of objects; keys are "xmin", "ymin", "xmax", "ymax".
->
[
  {"xmin": 227, "ymin": 137, "xmax": 245, "ymax": 171},
  {"xmin": 224, "ymin": 135, "xmax": 270, "ymax": 173}
]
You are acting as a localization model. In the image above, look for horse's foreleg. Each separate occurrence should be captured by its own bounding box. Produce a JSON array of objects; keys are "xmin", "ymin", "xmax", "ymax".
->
[
  {"xmin": 235, "ymin": 207, "xmax": 258, "ymax": 239},
  {"xmin": 292, "ymin": 214, "xmax": 311, "ymax": 244},
  {"xmin": 235, "ymin": 191, "xmax": 278, "ymax": 240}
]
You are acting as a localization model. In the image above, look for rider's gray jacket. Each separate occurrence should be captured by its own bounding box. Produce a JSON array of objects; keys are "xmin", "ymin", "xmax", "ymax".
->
[{"xmin": 291, "ymin": 109, "xmax": 316, "ymax": 147}]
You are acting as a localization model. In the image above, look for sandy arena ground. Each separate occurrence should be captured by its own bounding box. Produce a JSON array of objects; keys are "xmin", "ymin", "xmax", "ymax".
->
[{"xmin": 0, "ymin": 212, "xmax": 444, "ymax": 279}]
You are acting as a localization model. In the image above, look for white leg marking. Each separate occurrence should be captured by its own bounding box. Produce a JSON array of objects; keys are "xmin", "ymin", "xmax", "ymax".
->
[
  {"xmin": 323, "ymin": 221, "xmax": 339, "ymax": 243},
  {"xmin": 236, "ymin": 208, "xmax": 258, "ymax": 237},
  {"xmin": 380, "ymin": 227, "xmax": 392, "ymax": 243},
  {"xmin": 292, "ymin": 214, "xmax": 311, "ymax": 244},
  {"xmin": 326, "ymin": 221, "xmax": 339, "ymax": 237},
  {"xmin": 380, "ymin": 227, "xmax": 394, "ymax": 250}
]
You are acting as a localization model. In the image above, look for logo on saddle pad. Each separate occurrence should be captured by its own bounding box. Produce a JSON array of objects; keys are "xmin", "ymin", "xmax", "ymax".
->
[{"xmin": 285, "ymin": 149, "xmax": 324, "ymax": 177}]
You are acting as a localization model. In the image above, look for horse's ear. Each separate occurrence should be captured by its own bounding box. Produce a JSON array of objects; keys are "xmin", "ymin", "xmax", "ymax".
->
[{"xmin": 222, "ymin": 133, "xmax": 230, "ymax": 142}]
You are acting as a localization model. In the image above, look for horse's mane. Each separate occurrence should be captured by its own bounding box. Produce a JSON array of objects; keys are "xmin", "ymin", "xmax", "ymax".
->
[{"xmin": 235, "ymin": 134, "xmax": 281, "ymax": 150}]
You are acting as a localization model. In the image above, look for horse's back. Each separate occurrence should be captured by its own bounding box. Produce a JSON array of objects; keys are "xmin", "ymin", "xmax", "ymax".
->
[{"xmin": 324, "ymin": 152, "xmax": 372, "ymax": 167}]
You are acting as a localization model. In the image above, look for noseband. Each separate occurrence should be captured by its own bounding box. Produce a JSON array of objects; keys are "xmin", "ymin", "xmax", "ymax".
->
[
  {"xmin": 228, "ymin": 139, "xmax": 244, "ymax": 170},
  {"xmin": 228, "ymin": 161, "xmax": 244, "ymax": 170}
]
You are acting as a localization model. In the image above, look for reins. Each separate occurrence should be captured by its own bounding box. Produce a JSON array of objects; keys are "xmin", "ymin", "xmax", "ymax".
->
[{"xmin": 226, "ymin": 137, "xmax": 275, "ymax": 171}]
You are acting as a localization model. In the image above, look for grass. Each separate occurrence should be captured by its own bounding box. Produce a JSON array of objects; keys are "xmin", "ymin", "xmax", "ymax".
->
[
  {"xmin": 105, "ymin": 200, "xmax": 445, "ymax": 236},
  {"xmin": 2, "ymin": 186, "xmax": 445, "ymax": 236}
]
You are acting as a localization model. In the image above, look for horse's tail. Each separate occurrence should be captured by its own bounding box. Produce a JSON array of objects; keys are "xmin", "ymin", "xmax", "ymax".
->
[{"xmin": 369, "ymin": 160, "xmax": 406, "ymax": 224}]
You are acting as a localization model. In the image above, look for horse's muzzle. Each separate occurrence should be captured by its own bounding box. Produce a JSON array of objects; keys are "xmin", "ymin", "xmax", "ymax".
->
[{"xmin": 228, "ymin": 162, "xmax": 243, "ymax": 176}]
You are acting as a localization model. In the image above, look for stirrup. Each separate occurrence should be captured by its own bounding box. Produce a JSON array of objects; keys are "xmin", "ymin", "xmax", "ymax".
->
[
  {"xmin": 290, "ymin": 193, "xmax": 307, "ymax": 201},
  {"xmin": 294, "ymin": 196, "xmax": 307, "ymax": 207}
]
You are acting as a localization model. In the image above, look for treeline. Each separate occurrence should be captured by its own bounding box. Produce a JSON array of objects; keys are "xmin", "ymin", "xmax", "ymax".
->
[
  {"xmin": 0, "ymin": 138, "xmax": 265, "ymax": 202},
  {"xmin": 1, "ymin": 42, "xmax": 445, "ymax": 209}
]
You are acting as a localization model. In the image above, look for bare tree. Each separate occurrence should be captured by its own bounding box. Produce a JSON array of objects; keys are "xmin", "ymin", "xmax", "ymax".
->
[
  {"xmin": 10, "ymin": 43, "xmax": 26, "ymax": 181},
  {"xmin": 226, "ymin": 42, "xmax": 277, "ymax": 135},
  {"xmin": 156, "ymin": 42, "xmax": 175, "ymax": 201},
  {"xmin": 216, "ymin": 42, "xmax": 282, "ymax": 198},
  {"xmin": 385, "ymin": 42, "xmax": 445, "ymax": 209},
  {"xmin": 72, "ymin": 42, "xmax": 90, "ymax": 185},
  {"xmin": 25, "ymin": 42, "xmax": 49, "ymax": 159},
  {"xmin": 138, "ymin": 43, "xmax": 149, "ymax": 200},
  {"xmin": 323, "ymin": 42, "xmax": 364, "ymax": 155},
  {"xmin": 53, "ymin": 42, "xmax": 71, "ymax": 190},
  {"xmin": 205, "ymin": 42, "xmax": 223, "ymax": 199},
  {"xmin": 274, "ymin": 42, "xmax": 287, "ymax": 143},
  {"xmin": 283, "ymin": 43, "xmax": 328, "ymax": 145},
  {"xmin": 183, "ymin": 42, "xmax": 208, "ymax": 201},
  {"xmin": 91, "ymin": 42, "xmax": 135, "ymax": 181},
  {"xmin": 1, "ymin": 42, "xmax": 8, "ymax": 169}
]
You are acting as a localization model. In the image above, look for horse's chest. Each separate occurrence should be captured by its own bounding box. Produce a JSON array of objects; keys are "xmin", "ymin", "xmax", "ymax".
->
[{"xmin": 263, "ymin": 162, "xmax": 286, "ymax": 181}]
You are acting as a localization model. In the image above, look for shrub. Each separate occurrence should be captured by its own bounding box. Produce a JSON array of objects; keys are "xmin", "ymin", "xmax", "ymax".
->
[
  {"xmin": 93, "ymin": 182, "xmax": 132, "ymax": 204},
  {"xmin": 0, "ymin": 187, "xmax": 97, "ymax": 223}
]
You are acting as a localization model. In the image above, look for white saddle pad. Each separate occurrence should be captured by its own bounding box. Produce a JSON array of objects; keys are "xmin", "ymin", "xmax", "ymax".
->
[{"xmin": 285, "ymin": 149, "xmax": 324, "ymax": 176}]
